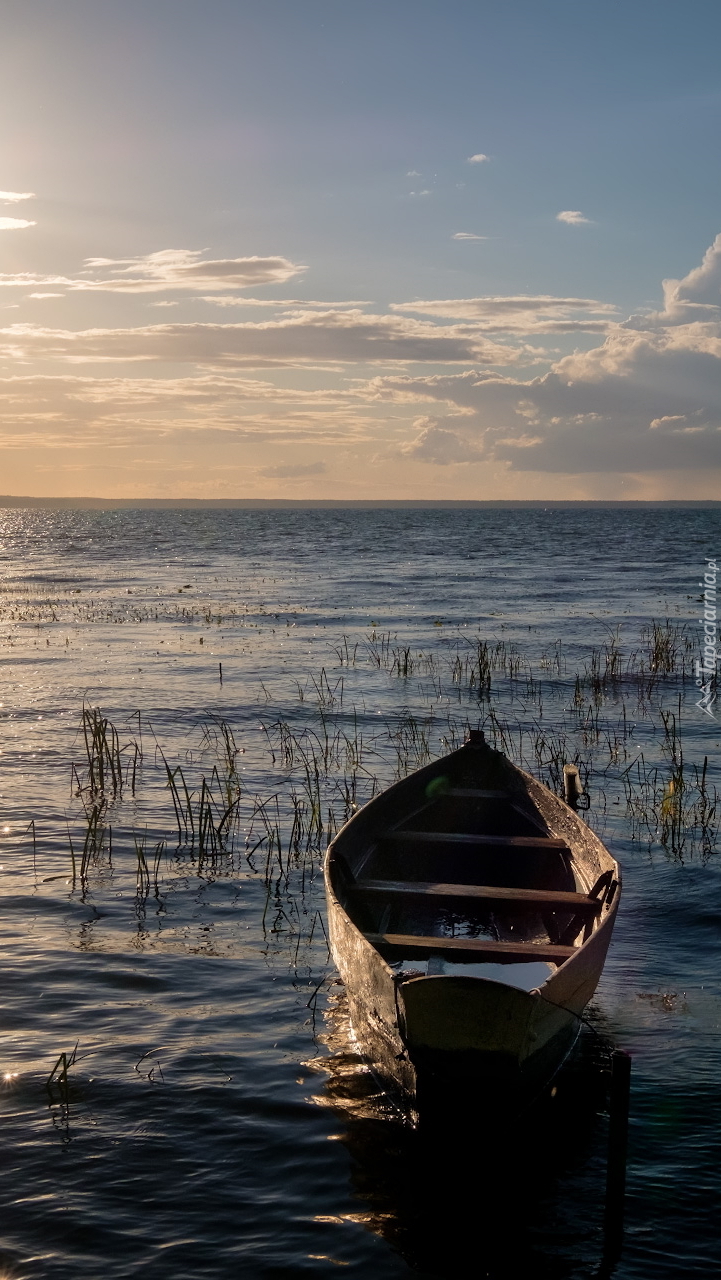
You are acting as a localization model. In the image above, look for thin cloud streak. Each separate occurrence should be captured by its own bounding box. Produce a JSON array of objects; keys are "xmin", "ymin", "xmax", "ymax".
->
[
  {"xmin": 259, "ymin": 461, "xmax": 326, "ymax": 478},
  {"xmin": 79, "ymin": 249, "xmax": 305, "ymax": 292},
  {"xmin": 0, "ymin": 312, "xmax": 523, "ymax": 367},
  {"xmin": 391, "ymin": 294, "xmax": 618, "ymax": 332},
  {"xmin": 198, "ymin": 296, "xmax": 373, "ymax": 308},
  {"xmin": 0, "ymin": 250, "xmax": 304, "ymax": 293},
  {"xmin": 0, "ymin": 373, "xmax": 386, "ymax": 449}
]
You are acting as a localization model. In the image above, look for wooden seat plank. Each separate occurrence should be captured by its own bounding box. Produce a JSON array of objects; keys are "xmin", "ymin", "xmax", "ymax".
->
[
  {"xmin": 436, "ymin": 789, "xmax": 549, "ymax": 832},
  {"xmin": 385, "ymin": 830, "xmax": 569, "ymax": 850},
  {"xmin": 354, "ymin": 878, "xmax": 601, "ymax": 914},
  {"xmin": 439, "ymin": 790, "xmax": 550, "ymax": 835},
  {"xmin": 443, "ymin": 788, "xmax": 510, "ymax": 799},
  {"xmin": 366, "ymin": 932, "xmax": 576, "ymax": 964}
]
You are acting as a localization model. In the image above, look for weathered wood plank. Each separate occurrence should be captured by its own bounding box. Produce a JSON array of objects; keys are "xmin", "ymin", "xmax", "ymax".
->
[
  {"xmin": 443, "ymin": 788, "xmax": 510, "ymax": 799},
  {"xmin": 384, "ymin": 830, "xmax": 569, "ymax": 850},
  {"xmin": 354, "ymin": 879, "xmax": 602, "ymax": 913},
  {"xmin": 366, "ymin": 932, "xmax": 576, "ymax": 963}
]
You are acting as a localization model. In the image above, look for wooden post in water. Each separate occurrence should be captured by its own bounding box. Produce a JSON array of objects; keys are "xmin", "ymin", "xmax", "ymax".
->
[
  {"xmin": 603, "ymin": 1049, "xmax": 631, "ymax": 1265},
  {"xmin": 563, "ymin": 763, "xmax": 582, "ymax": 808}
]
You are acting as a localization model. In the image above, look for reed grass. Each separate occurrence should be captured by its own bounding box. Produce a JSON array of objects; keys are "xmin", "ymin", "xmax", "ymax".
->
[
  {"xmin": 161, "ymin": 757, "xmax": 240, "ymax": 856},
  {"xmin": 15, "ymin": 606, "xmax": 716, "ymax": 957},
  {"xmin": 74, "ymin": 705, "xmax": 142, "ymax": 799},
  {"xmin": 46, "ymin": 1041, "xmax": 78, "ymax": 1111},
  {"xmin": 133, "ymin": 830, "xmax": 166, "ymax": 898},
  {"xmin": 622, "ymin": 700, "xmax": 719, "ymax": 859}
]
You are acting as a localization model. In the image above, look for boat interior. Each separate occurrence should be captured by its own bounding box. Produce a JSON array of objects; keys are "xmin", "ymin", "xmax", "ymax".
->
[{"xmin": 334, "ymin": 786, "xmax": 617, "ymax": 989}]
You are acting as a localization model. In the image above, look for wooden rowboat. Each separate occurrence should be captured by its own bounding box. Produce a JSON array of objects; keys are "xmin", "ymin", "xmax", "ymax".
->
[{"xmin": 324, "ymin": 731, "xmax": 621, "ymax": 1114}]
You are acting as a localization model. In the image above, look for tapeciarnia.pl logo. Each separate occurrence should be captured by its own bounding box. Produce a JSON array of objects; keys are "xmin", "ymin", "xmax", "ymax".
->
[{"xmin": 696, "ymin": 557, "xmax": 718, "ymax": 718}]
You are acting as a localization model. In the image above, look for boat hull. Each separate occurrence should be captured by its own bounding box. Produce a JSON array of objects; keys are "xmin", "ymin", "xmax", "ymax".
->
[
  {"xmin": 326, "ymin": 882, "xmax": 617, "ymax": 1111},
  {"xmin": 324, "ymin": 739, "xmax": 621, "ymax": 1115}
]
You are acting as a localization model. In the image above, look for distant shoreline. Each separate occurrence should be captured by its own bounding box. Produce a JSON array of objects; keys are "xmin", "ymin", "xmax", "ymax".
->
[{"xmin": 0, "ymin": 496, "xmax": 719, "ymax": 510}]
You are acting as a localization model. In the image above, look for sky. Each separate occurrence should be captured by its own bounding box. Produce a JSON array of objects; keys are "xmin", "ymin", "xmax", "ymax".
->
[{"xmin": 0, "ymin": 0, "xmax": 720, "ymax": 500}]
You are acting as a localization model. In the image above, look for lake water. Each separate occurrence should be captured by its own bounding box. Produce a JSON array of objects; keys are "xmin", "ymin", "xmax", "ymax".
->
[{"xmin": 0, "ymin": 504, "xmax": 719, "ymax": 1278}]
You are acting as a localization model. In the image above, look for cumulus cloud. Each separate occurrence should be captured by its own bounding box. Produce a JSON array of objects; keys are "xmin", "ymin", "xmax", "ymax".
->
[
  {"xmin": 362, "ymin": 234, "xmax": 721, "ymax": 474},
  {"xmin": 556, "ymin": 210, "xmax": 592, "ymax": 225},
  {"xmin": 0, "ymin": 217, "xmax": 36, "ymax": 230},
  {"xmin": 0, "ymin": 191, "xmax": 35, "ymax": 202},
  {"xmin": 259, "ymin": 461, "xmax": 326, "ymax": 478},
  {"xmin": 627, "ymin": 233, "xmax": 721, "ymax": 327},
  {"xmin": 663, "ymin": 233, "xmax": 721, "ymax": 315},
  {"xmin": 391, "ymin": 295, "xmax": 618, "ymax": 333},
  {"xmin": 399, "ymin": 417, "xmax": 483, "ymax": 464},
  {"xmin": 0, "ymin": 311, "xmax": 520, "ymax": 368},
  {"xmin": 368, "ymin": 339, "xmax": 721, "ymax": 472},
  {"xmin": 467, "ymin": 154, "xmax": 490, "ymax": 164},
  {"xmin": 452, "ymin": 232, "xmax": 487, "ymax": 241}
]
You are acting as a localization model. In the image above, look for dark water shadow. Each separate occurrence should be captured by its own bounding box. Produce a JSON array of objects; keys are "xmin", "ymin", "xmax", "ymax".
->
[{"xmin": 313, "ymin": 993, "xmax": 619, "ymax": 1279}]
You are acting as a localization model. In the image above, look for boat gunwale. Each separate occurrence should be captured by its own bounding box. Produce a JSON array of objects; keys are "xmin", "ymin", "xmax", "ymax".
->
[{"xmin": 324, "ymin": 739, "xmax": 621, "ymax": 1000}]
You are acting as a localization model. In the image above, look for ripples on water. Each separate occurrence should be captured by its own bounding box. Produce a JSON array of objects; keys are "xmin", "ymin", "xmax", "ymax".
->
[{"xmin": 0, "ymin": 505, "xmax": 719, "ymax": 1277}]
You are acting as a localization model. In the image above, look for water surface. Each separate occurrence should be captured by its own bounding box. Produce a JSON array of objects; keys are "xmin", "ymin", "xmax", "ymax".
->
[{"xmin": 0, "ymin": 506, "xmax": 719, "ymax": 1277}]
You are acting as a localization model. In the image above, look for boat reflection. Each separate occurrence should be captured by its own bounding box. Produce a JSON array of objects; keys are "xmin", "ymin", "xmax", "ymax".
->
[{"xmin": 310, "ymin": 987, "xmax": 618, "ymax": 1278}]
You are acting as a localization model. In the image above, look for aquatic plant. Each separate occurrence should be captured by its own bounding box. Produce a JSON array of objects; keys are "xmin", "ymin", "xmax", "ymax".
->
[{"xmin": 74, "ymin": 705, "xmax": 142, "ymax": 798}]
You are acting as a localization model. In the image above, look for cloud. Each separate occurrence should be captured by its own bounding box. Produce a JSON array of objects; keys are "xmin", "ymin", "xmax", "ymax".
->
[
  {"xmin": 0, "ymin": 310, "xmax": 521, "ymax": 368},
  {"xmin": 627, "ymin": 232, "xmax": 721, "ymax": 327},
  {"xmin": 452, "ymin": 232, "xmax": 487, "ymax": 241},
  {"xmin": 77, "ymin": 249, "xmax": 304, "ymax": 292},
  {"xmin": 259, "ymin": 461, "xmax": 326, "ymax": 478},
  {"xmin": 0, "ymin": 273, "xmax": 74, "ymax": 289},
  {"xmin": 0, "ymin": 191, "xmax": 35, "ymax": 203},
  {"xmin": 199, "ymin": 296, "xmax": 372, "ymax": 308},
  {"xmin": 399, "ymin": 418, "xmax": 483, "ymax": 464},
  {"xmin": 391, "ymin": 295, "xmax": 617, "ymax": 333},
  {"xmin": 556, "ymin": 210, "xmax": 592, "ymax": 225},
  {"xmin": 406, "ymin": 170, "xmax": 421, "ymax": 177},
  {"xmin": 2, "ymin": 229, "xmax": 719, "ymax": 486},
  {"xmin": 649, "ymin": 412, "xmax": 709, "ymax": 433},
  {"xmin": 664, "ymin": 232, "xmax": 721, "ymax": 314},
  {"xmin": 0, "ymin": 374, "xmax": 384, "ymax": 450},
  {"xmin": 0, "ymin": 217, "xmax": 36, "ymax": 230},
  {"xmin": 363, "ymin": 234, "xmax": 721, "ymax": 473},
  {"xmin": 0, "ymin": 250, "xmax": 303, "ymax": 293},
  {"xmin": 28, "ymin": 293, "xmax": 63, "ymax": 299},
  {"xmin": 467, "ymin": 154, "xmax": 490, "ymax": 164},
  {"xmin": 409, "ymin": 190, "xmax": 431, "ymax": 197}
]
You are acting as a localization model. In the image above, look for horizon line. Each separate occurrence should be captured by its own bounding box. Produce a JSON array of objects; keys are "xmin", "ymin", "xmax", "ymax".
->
[{"xmin": 0, "ymin": 496, "xmax": 719, "ymax": 510}]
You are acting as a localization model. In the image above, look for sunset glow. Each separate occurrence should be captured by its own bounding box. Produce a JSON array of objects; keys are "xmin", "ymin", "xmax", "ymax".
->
[{"xmin": 0, "ymin": 2, "xmax": 719, "ymax": 499}]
